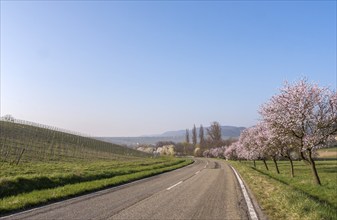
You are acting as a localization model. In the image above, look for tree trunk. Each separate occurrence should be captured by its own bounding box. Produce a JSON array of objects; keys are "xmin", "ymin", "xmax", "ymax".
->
[
  {"xmin": 307, "ymin": 150, "xmax": 321, "ymax": 185},
  {"xmin": 272, "ymin": 157, "xmax": 280, "ymax": 174},
  {"xmin": 253, "ymin": 160, "xmax": 256, "ymax": 168},
  {"xmin": 263, "ymin": 159, "xmax": 269, "ymax": 171},
  {"xmin": 284, "ymin": 151, "xmax": 295, "ymax": 178},
  {"xmin": 300, "ymin": 151, "xmax": 310, "ymax": 164},
  {"xmin": 289, "ymin": 158, "xmax": 294, "ymax": 178}
]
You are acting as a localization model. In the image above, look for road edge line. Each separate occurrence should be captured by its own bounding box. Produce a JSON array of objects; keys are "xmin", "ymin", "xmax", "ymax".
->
[{"xmin": 229, "ymin": 165, "xmax": 259, "ymax": 220}]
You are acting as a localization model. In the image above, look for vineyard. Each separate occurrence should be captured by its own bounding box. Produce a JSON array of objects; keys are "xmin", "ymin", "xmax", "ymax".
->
[
  {"xmin": 0, "ymin": 120, "xmax": 149, "ymax": 164},
  {"xmin": 0, "ymin": 119, "xmax": 192, "ymax": 215}
]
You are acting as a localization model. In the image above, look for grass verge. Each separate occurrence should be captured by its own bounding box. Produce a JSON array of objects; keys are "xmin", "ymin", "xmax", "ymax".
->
[
  {"xmin": 0, "ymin": 158, "xmax": 185, "ymax": 198},
  {"xmin": 228, "ymin": 160, "xmax": 337, "ymax": 220},
  {"xmin": 0, "ymin": 158, "xmax": 192, "ymax": 216}
]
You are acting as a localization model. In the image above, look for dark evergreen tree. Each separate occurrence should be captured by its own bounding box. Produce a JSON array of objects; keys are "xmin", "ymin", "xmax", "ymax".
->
[
  {"xmin": 185, "ymin": 129, "xmax": 190, "ymax": 144},
  {"xmin": 199, "ymin": 125, "xmax": 205, "ymax": 149},
  {"xmin": 192, "ymin": 124, "xmax": 197, "ymax": 147}
]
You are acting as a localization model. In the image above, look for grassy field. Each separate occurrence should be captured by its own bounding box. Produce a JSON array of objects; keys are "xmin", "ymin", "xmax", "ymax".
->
[
  {"xmin": 0, "ymin": 157, "xmax": 192, "ymax": 215},
  {"xmin": 317, "ymin": 147, "xmax": 337, "ymax": 159},
  {"xmin": 0, "ymin": 120, "xmax": 193, "ymax": 216},
  {"xmin": 228, "ymin": 160, "xmax": 337, "ymax": 220}
]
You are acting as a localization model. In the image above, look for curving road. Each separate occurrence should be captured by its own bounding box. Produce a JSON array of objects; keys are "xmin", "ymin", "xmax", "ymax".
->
[{"xmin": 2, "ymin": 158, "xmax": 260, "ymax": 220}]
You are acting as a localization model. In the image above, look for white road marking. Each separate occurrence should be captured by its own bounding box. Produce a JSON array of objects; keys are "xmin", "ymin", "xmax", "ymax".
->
[
  {"xmin": 195, "ymin": 171, "xmax": 200, "ymax": 175},
  {"xmin": 230, "ymin": 165, "xmax": 259, "ymax": 220},
  {"xmin": 166, "ymin": 181, "xmax": 183, "ymax": 190},
  {"xmin": 203, "ymin": 161, "xmax": 209, "ymax": 169}
]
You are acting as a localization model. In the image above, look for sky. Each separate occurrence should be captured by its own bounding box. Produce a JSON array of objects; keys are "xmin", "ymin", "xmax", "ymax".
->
[{"xmin": 1, "ymin": 1, "xmax": 336, "ymax": 137}]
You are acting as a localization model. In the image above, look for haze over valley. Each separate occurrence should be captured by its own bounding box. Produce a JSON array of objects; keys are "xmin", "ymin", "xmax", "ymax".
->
[
  {"xmin": 98, "ymin": 126, "xmax": 245, "ymax": 146},
  {"xmin": 1, "ymin": 1, "xmax": 336, "ymax": 219}
]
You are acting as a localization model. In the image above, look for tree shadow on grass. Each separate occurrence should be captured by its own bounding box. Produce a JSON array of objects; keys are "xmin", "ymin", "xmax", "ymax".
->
[
  {"xmin": 319, "ymin": 167, "xmax": 337, "ymax": 173},
  {"xmin": 250, "ymin": 167, "xmax": 337, "ymax": 210}
]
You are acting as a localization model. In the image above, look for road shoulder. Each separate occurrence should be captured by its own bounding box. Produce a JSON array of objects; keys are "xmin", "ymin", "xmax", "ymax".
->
[{"xmin": 223, "ymin": 161, "xmax": 268, "ymax": 220}]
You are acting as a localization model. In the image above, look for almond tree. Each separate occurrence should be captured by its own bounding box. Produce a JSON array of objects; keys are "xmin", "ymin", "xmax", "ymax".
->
[
  {"xmin": 260, "ymin": 79, "xmax": 337, "ymax": 185},
  {"xmin": 238, "ymin": 127, "xmax": 260, "ymax": 167},
  {"xmin": 254, "ymin": 123, "xmax": 278, "ymax": 172},
  {"xmin": 266, "ymin": 126, "xmax": 298, "ymax": 177},
  {"xmin": 224, "ymin": 141, "xmax": 239, "ymax": 160},
  {"xmin": 248, "ymin": 125, "xmax": 270, "ymax": 171},
  {"xmin": 208, "ymin": 147, "xmax": 226, "ymax": 158},
  {"xmin": 255, "ymin": 122, "xmax": 297, "ymax": 175}
]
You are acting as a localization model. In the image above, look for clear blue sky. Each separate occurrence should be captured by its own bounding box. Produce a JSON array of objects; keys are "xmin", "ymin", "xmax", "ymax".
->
[{"xmin": 1, "ymin": 1, "xmax": 336, "ymax": 136}]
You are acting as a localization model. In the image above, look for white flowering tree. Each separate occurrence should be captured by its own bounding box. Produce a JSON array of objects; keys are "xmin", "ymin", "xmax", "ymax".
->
[
  {"xmin": 267, "ymin": 126, "xmax": 300, "ymax": 177},
  {"xmin": 237, "ymin": 127, "xmax": 261, "ymax": 168},
  {"xmin": 260, "ymin": 79, "xmax": 337, "ymax": 185},
  {"xmin": 224, "ymin": 141, "xmax": 239, "ymax": 160},
  {"xmin": 253, "ymin": 123, "xmax": 282, "ymax": 173}
]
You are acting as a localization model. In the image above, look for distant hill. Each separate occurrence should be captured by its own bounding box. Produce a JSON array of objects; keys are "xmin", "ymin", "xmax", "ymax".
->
[
  {"xmin": 98, "ymin": 126, "xmax": 245, "ymax": 146},
  {"xmin": 161, "ymin": 126, "xmax": 245, "ymax": 138},
  {"xmin": 98, "ymin": 136, "xmax": 184, "ymax": 147}
]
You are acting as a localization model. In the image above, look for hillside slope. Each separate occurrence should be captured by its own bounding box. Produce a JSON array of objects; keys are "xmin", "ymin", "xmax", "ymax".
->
[{"xmin": 0, "ymin": 120, "xmax": 149, "ymax": 164}]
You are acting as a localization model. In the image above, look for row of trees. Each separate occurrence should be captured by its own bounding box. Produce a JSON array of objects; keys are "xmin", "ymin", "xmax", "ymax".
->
[
  {"xmin": 142, "ymin": 122, "xmax": 232, "ymax": 156},
  {"xmin": 184, "ymin": 124, "xmax": 207, "ymax": 149},
  {"xmin": 183, "ymin": 122, "xmax": 233, "ymax": 156},
  {"xmin": 206, "ymin": 79, "xmax": 337, "ymax": 185}
]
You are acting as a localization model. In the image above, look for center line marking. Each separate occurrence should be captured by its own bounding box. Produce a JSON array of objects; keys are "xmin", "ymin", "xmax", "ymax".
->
[{"xmin": 166, "ymin": 181, "xmax": 183, "ymax": 190}]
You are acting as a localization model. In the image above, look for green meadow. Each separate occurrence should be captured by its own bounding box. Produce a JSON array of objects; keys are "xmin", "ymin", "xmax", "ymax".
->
[
  {"xmin": 229, "ymin": 159, "xmax": 337, "ymax": 220},
  {"xmin": 0, "ymin": 121, "xmax": 192, "ymax": 215}
]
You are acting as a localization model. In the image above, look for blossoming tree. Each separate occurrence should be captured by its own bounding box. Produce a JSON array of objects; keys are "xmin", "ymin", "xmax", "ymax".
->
[{"xmin": 260, "ymin": 79, "xmax": 337, "ymax": 185}]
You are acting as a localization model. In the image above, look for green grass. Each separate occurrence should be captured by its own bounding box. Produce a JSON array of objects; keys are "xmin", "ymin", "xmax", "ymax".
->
[
  {"xmin": 0, "ymin": 158, "xmax": 186, "ymax": 198},
  {"xmin": 0, "ymin": 157, "xmax": 193, "ymax": 215},
  {"xmin": 0, "ymin": 120, "xmax": 194, "ymax": 216},
  {"xmin": 228, "ymin": 160, "xmax": 337, "ymax": 220}
]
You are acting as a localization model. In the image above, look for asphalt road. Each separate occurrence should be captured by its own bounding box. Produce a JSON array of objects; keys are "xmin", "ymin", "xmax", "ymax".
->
[{"xmin": 2, "ymin": 158, "xmax": 257, "ymax": 220}]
